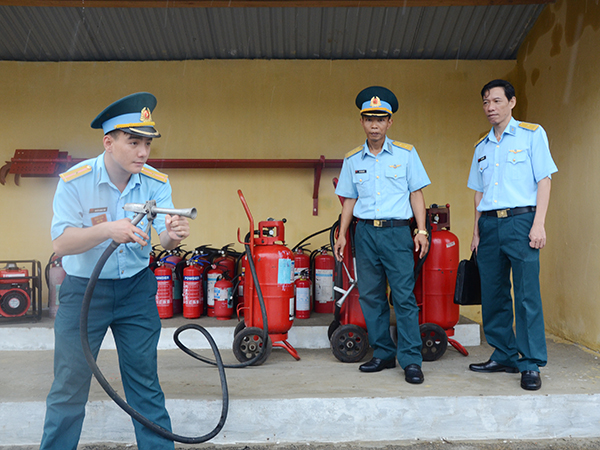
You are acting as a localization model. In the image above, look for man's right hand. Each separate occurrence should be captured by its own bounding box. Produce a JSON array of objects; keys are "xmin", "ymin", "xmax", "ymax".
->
[
  {"xmin": 470, "ymin": 234, "xmax": 479, "ymax": 253},
  {"xmin": 334, "ymin": 235, "xmax": 346, "ymax": 262}
]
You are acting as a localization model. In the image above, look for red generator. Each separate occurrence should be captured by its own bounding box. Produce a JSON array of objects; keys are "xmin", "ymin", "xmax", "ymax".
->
[
  {"xmin": 234, "ymin": 190, "xmax": 299, "ymax": 365},
  {"xmin": 0, "ymin": 260, "xmax": 42, "ymax": 322},
  {"xmin": 328, "ymin": 200, "xmax": 468, "ymax": 363}
]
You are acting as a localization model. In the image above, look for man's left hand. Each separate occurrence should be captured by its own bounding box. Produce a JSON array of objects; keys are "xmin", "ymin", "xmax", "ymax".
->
[
  {"xmin": 414, "ymin": 234, "xmax": 429, "ymax": 259},
  {"xmin": 166, "ymin": 214, "xmax": 190, "ymax": 241},
  {"xmin": 529, "ymin": 222, "xmax": 546, "ymax": 249}
]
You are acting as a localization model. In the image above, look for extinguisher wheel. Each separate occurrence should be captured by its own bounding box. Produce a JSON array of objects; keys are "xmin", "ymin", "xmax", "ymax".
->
[
  {"xmin": 0, "ymin": 289, "xmax": 30, "ymax": 317},
  {"xmin": 232, "ymin": 327, "xmax": 272, "ymax": 366},
  {"xmin": 420, "ymin": 323, "xmax": 448, "ymax": 361},
  {"xmin": 327, "ymin": 319, "xmax": 340, "ymax": 340},
  {"xmin": 233, "ymin": 319, "xmax": 246, "ymax": 337},
  {"xmin": 330, "ymin": 324, "xmax": 369, "ymax": 363}
]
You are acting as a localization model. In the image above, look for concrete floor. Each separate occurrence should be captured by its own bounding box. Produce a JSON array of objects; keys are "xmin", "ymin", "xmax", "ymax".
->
[{"xmin": 1, "ymin": 313, "xmax": 599, "ymax": 447}]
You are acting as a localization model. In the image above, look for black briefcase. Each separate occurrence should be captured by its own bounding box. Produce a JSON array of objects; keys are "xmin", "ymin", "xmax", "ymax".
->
[{"xmin": 454, "ymin": 251, "xmax": 481, "ymax": 305}]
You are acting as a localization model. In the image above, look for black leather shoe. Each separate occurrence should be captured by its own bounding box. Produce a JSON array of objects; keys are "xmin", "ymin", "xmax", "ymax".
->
[
  {"xmin": 521, "ymin": 370, "xmax": 542, "ymax": 390},
  {"xmin": 359, "ymin": 357, "xmax": 396, "ymax": 373},
  {"xmin": 404, "ymin": 364, "xmax": 424, "ymax": 384},
  {"xmin": 469, "ymin": 359, "xmax": 519, "ymax": 373}
]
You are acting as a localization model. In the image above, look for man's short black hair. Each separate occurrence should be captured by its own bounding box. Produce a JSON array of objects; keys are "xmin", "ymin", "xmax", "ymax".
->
[{"xmin": 481, "ymin": 79, "xmax": 516, "ymax": 101}]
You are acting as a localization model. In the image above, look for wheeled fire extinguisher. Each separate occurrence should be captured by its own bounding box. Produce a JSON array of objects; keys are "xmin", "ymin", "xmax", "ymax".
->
[
  {"xmin": 295, "ymin": 269, "xmax": 311, "ymax": 319},
  {"xmin": 313, "ymin": 247, "xmax": 335, "ymax": 313},
  {"xmin": 213, "ymin": 275, "xmax": 234, "ymax": 320},
  {"xmin": 0, "ymin": 262, "xmax": 32, "ymax": 318},
  {"xmin": 182, "ymin": 258, "xmax": 204, "ymax": 319},
  {"xmin": 45, "ymin": 253, "xmax": 66, "ymax": 318},
  {"xmin": 154, "ymin": 261, "xmax": 173, "ymax": 319}
]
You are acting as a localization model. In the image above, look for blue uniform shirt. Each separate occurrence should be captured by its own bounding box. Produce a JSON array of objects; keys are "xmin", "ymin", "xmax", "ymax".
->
[
  {"xmin": 51, "ymin": 153, "xmax": 174, "ymax": 279},
  {"xmin": 335, "ymin": 136, "xmax": 431, "ymax": 220},
  {"xmin": 468, "ymin": 117, "xmax": 557, "ymax": 212}
]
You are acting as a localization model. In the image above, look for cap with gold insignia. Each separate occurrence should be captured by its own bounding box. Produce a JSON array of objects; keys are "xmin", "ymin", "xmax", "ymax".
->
[
  {"xmin": 91, "ymin": 92, "xmax": 161, "ymax": 138},
  {"xmin": 355, "ymin": 86, "xmax": 398, "ymax": 116}
]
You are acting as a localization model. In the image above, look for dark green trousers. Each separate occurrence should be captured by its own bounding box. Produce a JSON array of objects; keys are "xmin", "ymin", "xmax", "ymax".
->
[
  {"xmin": 40, "ymin": 268, "xmax": 174, "ymax": 450},
  {"xmin": 477, "ymin": 212, "xmax": 547, "ymax": 372},
  {"xmin": 355, "ymin": 220, "xmax": 423, "ymax": 369}
]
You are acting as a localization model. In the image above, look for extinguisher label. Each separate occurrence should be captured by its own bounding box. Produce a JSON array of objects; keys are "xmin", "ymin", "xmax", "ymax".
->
[
  {"xmin": 296, "ymin": 287, "xmax": 310, "ymax": 312},
  {"xmin": 156, "ymin": 275, "xmax": 171, "ymax": 281},
  {"xmin": 277, "ymin": 259, "xmax": 293, "ymax": 285},
  {"xmin": 315, "ymin": 269, "xmax": 334, "ymax": 303},
  {"xmin": 289, "ymin": 297, "xmax": 295, "ymax": 320}
]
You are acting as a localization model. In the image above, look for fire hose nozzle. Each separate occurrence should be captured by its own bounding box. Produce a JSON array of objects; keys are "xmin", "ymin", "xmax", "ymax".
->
[{"xmin": 124, "ymin": 201, "xmax": 197, "ymax": 220}]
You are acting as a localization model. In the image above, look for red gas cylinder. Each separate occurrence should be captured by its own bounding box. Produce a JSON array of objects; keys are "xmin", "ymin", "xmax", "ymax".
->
[
  {"xmin": 206, "ymin": 266, "xmax": 223, "ymax": 317},
  {"xmin": 182, "ymin": 262, "xmax": 203, "ymax": 319},
  {"xmin": 154, "ymin": 263, "xmax": 173, "ymax": 319},
  {"xmin": 314, "ymin": 249, "xmax": 335, "ymax": 313},
  {"xmin": 214, "ymin": 276, "xmax": 234, "ymax": 320},
  {"xmin": 414, "ymin": 205, "xmax": 460, "ymax": 331},
  {"xmin": 294, "ymin": 270, "xmax": 311, "ymax": 319},
  {"xmin": 214, "ymin": 251, "xmax": 236, "ymax": 280}
]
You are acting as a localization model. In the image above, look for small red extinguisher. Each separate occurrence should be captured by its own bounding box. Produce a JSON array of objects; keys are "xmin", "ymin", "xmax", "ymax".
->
[
  {"xmin": 154, "ymin": 262, "xmax": 173, "ymax": 319},
  {"xmin": 213, "ymin": 275, "xmax": 233, "ymax": 320},
  {"xmin": 295, "ymin": 269, "xmax": 311, "ymax": 319},
  {"xmin": 182, "ymin": 260, "xmax": 203, "ymax": 319},
  {"xmin": 314, "ymin": 247, "xmax": 335, "ymax": 314},
  {"xmin": 206, "ymin": 265, "xmax": 223, "ymax": 317}
]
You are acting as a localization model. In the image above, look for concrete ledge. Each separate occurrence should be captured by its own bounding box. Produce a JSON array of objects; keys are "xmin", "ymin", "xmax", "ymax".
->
[
  {"xmin": 4, "ymin": 393, "xmax": 599, "ymax": 446},
  {"xmin": 0, "ymin": 323, "xmax": 479, "ymax": 351}
]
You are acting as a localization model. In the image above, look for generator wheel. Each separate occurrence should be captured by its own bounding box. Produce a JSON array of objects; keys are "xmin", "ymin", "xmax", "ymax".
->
[
  {"xmin": 232, "ymin": 327, "xmax": 272, "ymax": 366},
  {"xmin": 420, "ymin": 323, "xmax": 448, "ymax": 361},
  {"xmin": 0, "ymin": 290, "xmax": 29, "ymax": 317},
  {"xmin": 330, "ymin": 324, "xmax": 369, "ymax": 363},
  {"xmin": 234, "ymin": 319, "xmax": 245, "ymax": 337}
]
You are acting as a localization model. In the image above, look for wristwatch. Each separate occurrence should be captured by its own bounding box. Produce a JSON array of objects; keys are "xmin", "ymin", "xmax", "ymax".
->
[{"xmin": 414, "ymin": 229, "xmax": 429, "ymax": 237}]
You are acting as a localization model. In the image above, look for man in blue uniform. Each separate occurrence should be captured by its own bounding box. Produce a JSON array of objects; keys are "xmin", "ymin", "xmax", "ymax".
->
[
  {"xmin": 467, "ymin": 79, "xmax": 557, "ymax": 391},
  {"xmin": 334, "ymin": 86, "xmax": 430, "ymax": 384},
  {"xmin": 40, "ymin": 92, "xmax": 190, "ymax": 449}
]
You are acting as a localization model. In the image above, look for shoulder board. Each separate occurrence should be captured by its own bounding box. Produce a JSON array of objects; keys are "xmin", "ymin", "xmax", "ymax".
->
[
  {"xmin": 519, "ymin": 122, "xmax": 540, "ymax": 131},
  {"xmin": 141, "ymin": 166, "xmax": 168, "ymax": 183},
  {"xmin": 345, "ymin": 146, "xmax": 363, "ymax": 159},
  {"xmin": 59, "ymin": 165, "xmax": 92, "ymax": 183},
  {"xmin": 474, "ymin": 134, "xmax": 487, "ymax": 147},
  {"xmin": 392, "ymin": 141, "xmax": 413, "ymax": 151}
]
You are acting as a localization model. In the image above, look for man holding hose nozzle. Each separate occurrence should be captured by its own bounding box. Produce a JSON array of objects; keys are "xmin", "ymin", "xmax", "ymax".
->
[
  {"xmin": 40, "ymin": 92, "xmax": 189, "ymax": 450},
  {"xmin": 333, "ymin": 86, "xmax": 430, "ymax": 384}
]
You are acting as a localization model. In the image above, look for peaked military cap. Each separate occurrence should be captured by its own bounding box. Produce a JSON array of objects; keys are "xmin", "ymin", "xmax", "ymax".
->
[
  {"xmin": 91, "ymin": 92, "xmax": 161, "ymax": 138},
  {"xmin": 355, "ymin": 86, "xmax": 398, "ymax": 116}
]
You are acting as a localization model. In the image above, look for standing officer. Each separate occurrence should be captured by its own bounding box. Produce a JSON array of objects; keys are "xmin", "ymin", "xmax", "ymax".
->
[
  {"xmin": 40, "ymin": 92, "xmax": 190, "ymax": 449},
  {"xmin": 467, "ymin": 79, "xmax": 557, "ymax": 391},
  {"xmin": 334, "ymin": 86, "xmax": 430, "ymax": 384}
]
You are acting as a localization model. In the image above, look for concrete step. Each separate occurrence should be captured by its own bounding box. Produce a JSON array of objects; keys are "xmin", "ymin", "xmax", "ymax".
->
[{"xmin": 2, "ymin": 314, "xmax": 599, "ymax": 447}]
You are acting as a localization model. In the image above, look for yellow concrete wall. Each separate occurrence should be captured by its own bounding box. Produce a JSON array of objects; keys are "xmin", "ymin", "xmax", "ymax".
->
[
  {"xmin": 0, "ymin": 58, "xmax": 513, "ymax": 315},
  {"xmin": 515, "ymin": 0, "xmax": 600, "ymax": 350}
]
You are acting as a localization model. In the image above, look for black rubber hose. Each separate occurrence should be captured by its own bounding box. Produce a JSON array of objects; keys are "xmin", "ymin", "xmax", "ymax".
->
[
  {"xmin": 79, "ymin": 235, "xmax": 228, "ymax": 443},
  {"xmin": 292, "ymin": 226, "xmax": 332, "ymax": 252}
]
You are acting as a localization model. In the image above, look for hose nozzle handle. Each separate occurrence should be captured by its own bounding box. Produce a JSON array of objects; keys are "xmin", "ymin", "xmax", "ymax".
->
[{"xmin": 124, "ymin": 200, "xmax": 197, "ymax": 220}]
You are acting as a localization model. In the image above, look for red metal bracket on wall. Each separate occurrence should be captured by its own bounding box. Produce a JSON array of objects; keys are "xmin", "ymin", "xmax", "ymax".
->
[{"xmin": 0, "ymin": 149, "xmax": 342, "ymax": 216}]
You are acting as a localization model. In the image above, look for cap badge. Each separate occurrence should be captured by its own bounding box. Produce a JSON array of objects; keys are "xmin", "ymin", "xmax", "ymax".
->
[
  {"xmin": 370, "ymin": 96, "xmax": 381, "ymax": 107},
  {"xmin": 140, "ymin": 107, "xmax": 152, "ymax": 123}
]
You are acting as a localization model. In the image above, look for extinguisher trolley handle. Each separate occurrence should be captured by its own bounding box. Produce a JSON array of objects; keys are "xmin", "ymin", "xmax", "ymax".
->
[{"xmin": 332, "ymin": 260, "xmax": 357, "ymax": 308}]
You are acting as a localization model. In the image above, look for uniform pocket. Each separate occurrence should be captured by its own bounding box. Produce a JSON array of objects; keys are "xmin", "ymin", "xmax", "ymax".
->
[{"xmin": 506, "ymin": 150, "xmax": 530, "ymax": 180}]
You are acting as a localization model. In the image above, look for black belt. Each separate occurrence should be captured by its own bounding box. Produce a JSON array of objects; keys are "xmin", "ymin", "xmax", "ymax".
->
[
  {"xmin": 363, "ymin": 219, "xmax": 410, "ymax": 228},
  {"xmin": 482, "ymin": 206, "xmax": 536, "ymax": 218}
]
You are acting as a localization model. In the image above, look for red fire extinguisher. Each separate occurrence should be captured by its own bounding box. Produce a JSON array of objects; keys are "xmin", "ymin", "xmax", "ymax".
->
[
  {"xmin": 182, "ymin": 260, "xmax": 203, "ymax": 319},
  {"xmin": 206, "ymin": 265, "xmax": 223, "ymax": 317},
  {"xmin": 313, "ymin": 247, "xmax": 335, "ymax": 314},
  {"xmin": 213, "ymin": 275, "xmax": 234, "ymax": 320},
  {"xmin": 295, "ymin": 269, "xmax": 311, "ymax": 319},
  {"xmin": 46, "ymin": 253, "xmax": 66, "ymax": 318},
  {"xmin": 154, "ymin": 262, "xmax": 173, "ymax": 319},
  {"xmin": 293, "ymin": 246, "xmax": 310, "ymax": 281}
]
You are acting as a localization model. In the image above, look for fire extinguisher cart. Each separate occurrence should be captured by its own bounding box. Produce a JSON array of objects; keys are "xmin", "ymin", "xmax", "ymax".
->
[
  {"xmin": 0, "ymin": 259, "xmax": 42, "ymax": 322},
  {"xmin": 328, "ymin": 201, "xmax": 468, "ymax": 363},
  {"xmin": 234, "ymin": 190, "xmax": 300, "ymax": 365}
]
